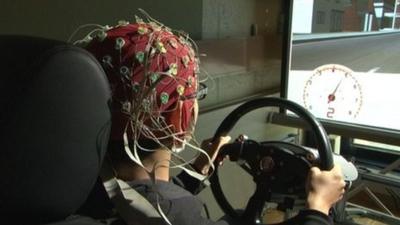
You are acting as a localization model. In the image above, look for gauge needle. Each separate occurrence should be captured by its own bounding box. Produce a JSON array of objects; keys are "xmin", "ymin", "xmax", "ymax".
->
[{"xmin": 328, "ymin": 78, "xmax": 343, "ymax": 103}]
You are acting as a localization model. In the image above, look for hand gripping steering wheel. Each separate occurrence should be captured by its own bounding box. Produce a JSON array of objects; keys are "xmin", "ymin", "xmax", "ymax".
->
[{"xmin": 209, "ymin": 97, "xmax": 334, "ymax": 224}]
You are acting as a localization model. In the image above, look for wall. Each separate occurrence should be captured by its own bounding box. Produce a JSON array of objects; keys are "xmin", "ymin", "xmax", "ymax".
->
[
  {"xmin": 198, "ymin": 0, "xmax": 284, "ymax": 110},
  {"xmin": 197, "ymin": 37, "xmax": 281, "ymax": 111},
  {"xmin": 1, "ymin": 0, "xmax": 283, "ymax": 111},
  {"xmin": 255, "ymin": 0, "xmax": 283, "ymax": 36},
  {"xmin": 0, "ymin": 0, "xmax": 203, "ymax": 40},
  {"xmin": 201, "ymin": 0, "xmax": 284, "ymax": 39},
  {"xmin": 202, "ymin": 0, "xmax": 256, "ymax": 39}
]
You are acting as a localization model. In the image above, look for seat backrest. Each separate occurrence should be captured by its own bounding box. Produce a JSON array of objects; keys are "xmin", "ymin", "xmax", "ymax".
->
[{"xmin": 0, "ymin": 35, "xmax": 111, "ymax": 225}]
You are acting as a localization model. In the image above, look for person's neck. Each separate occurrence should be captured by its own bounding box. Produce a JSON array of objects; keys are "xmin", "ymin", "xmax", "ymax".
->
[{"xmin": 116, "ymin": 148, "xmax": 171, "ymax": 182}]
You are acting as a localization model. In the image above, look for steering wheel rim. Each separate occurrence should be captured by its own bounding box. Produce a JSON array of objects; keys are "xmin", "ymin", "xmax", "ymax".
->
[{"xmin": 209, "ymin": 97, "xmax": 334, "ymax": 222}]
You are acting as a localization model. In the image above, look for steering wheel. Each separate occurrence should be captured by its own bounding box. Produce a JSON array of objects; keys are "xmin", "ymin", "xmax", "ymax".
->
[{"xmin": 209, "ymin": 97, "xmax": 334, "ymax": 224}]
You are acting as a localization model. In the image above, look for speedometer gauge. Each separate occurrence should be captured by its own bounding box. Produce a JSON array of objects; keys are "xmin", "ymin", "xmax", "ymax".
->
[{"xmin": 303, "ymin": 64, "xmax": 363, "ymax": 120}]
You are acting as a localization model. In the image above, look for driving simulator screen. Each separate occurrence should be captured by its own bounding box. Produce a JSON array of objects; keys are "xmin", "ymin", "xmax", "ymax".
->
[{"xmin": 285, "ymin": 0, "xmax": 400, "ymax": 132}]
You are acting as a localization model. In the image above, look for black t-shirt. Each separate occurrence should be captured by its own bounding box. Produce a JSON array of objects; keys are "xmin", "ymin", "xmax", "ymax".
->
[{"xmin": 127, "ymin": 172, "xmax": 333, "ymax": 225}]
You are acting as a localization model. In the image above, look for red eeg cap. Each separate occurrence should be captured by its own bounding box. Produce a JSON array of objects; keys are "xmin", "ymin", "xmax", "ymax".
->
[{"xmin": 86, "ymin": 22, "xmax": 199, "ymax": 140}]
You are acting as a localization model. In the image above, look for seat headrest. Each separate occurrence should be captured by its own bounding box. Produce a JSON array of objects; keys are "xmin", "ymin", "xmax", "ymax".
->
[{"xmin": 0, "ymin": 35, "xmax": 111, "ymax": 224}]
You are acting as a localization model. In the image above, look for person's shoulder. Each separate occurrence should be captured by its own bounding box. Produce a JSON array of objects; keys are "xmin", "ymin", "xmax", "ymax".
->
[
  {"xmin": 128, "ymin": 180, "xmax": 210, "ymax": 225},
  {"xmin": 158, "ymin": 180, "xmax": 195, "ymax": 200}
]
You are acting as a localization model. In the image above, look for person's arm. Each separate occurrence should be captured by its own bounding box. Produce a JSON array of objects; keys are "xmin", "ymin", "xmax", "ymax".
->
[
  {"xmin": 283, "ymin": 164, "xmax": 345, "ymax": 225},
  {"xmin": 192, "ymin": 136, "xmax": 232, "ymax": 175},
  {"xmin": 273, "ymin": 165, "xmax": 345, "ymax": 225},
  {"xmin": 306, "ymin": 165, "xmax": 345, "ymax": 216},
  {"xmin": 172, "ymin": 136, "xmax": 231, "ymax": 194}
]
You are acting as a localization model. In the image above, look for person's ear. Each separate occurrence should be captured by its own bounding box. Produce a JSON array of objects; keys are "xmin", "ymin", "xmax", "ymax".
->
[
  {"xmin": 192, "ymin": 100, "xmax": 199, "ymax": 125},
  {"xmin": 169, "ymin": 100, "xmax": 184, "ymax": 136}
]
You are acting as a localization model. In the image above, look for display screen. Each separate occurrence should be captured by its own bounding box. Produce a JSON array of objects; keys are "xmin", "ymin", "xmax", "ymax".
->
[{"xmin": 284, "ymin": 0, "xmax": 400, "ymax": 132}]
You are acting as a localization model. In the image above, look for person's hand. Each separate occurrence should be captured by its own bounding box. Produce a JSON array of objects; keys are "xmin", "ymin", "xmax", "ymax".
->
[
  {"xmin": 192, "ymin": 136, "xmax": 231, "ymax": 175},
  {"xmin": 306, "ymin": 165, "xmax": 346, "ymax": 215}
]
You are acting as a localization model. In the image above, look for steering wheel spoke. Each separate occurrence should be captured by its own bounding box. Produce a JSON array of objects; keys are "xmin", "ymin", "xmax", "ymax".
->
[
  {"xmin": 242, "ymin": 181, "xmax": 272, "ymax": 225},
  {"xmin": 237, "ymin": 161, "xmax": 254, "ymax": 176}
]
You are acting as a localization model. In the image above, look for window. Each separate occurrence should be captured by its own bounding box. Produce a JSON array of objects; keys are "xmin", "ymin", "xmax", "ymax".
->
[
  {"xmin": 330, "ymin": 10, "xmax": 344, "ymax": 32},
  {"xmin": 316, "ymin": 11, "xmax": 326, "ymax": 24}
]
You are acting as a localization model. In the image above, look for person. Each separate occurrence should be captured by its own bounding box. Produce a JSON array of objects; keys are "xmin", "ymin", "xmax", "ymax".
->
[{"xmin": 83, "ymin": 15, "xmax": 345, "ymax": 225}]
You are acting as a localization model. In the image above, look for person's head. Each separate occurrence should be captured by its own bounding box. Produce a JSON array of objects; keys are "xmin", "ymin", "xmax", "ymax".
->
[{"xmin": 83, "ymin": 17, "xmax": 203, "ymax": 167}]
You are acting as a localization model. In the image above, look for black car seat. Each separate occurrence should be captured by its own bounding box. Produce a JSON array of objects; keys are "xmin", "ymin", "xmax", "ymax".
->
[{"xmin": 0, "ymin": 35, "xmax": 111, "ymax": 225}]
